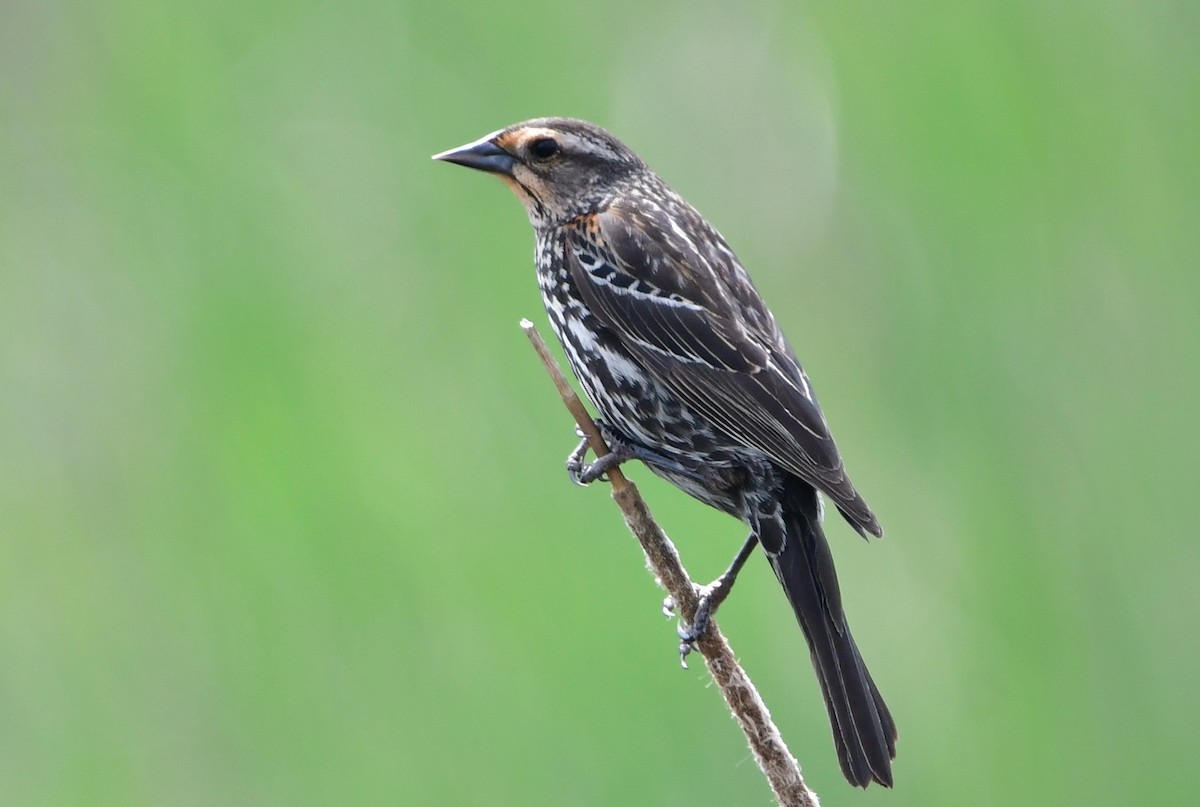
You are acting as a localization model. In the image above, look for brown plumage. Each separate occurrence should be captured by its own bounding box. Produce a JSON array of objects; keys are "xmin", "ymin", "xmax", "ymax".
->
[{"xmin": 434, "ymin": 118, "xmax": 897, "ymax": 787}]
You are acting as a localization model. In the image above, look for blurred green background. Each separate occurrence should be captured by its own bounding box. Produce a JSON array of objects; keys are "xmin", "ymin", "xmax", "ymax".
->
[{"xmin": 2, "ymin": 1, "xmax": 1197, "ymax": 804}]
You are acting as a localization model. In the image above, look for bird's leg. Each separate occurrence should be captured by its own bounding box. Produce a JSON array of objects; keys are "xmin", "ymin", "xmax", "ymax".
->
[
  {"xmin": 569, "ymin": 443, "xmax": 632, "ymax": 485},
  {"xmin": 675, "ymin": 532, "xmax": 760, "ymax": 665},
  {"xmin": 567, "ymin": 423, "xmax": 696, "ymax": 485}
]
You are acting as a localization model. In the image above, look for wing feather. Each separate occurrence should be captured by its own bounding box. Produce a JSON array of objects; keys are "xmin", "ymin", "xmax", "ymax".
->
[{"xmin": 564, "ymin": 201, "xmax": 881, "ymax": 536}]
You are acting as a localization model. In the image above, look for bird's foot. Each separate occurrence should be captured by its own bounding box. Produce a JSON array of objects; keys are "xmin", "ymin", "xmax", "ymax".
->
[
  {"xmin": 565, "ymin": 423, "xmax": 633, "ymax": 485},
  {"xmin": 565, "ymin": 437, "xmax": 592, "ymax": 485},
  {"xmin": 674, "ymin": 580, "xmax": 730, "ymax": 668}
]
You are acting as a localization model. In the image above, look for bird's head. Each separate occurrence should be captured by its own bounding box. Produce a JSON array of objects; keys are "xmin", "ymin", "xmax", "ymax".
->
[{"xmin": 433, "ymin": 118, "xmax": 647, "ymax": 228}]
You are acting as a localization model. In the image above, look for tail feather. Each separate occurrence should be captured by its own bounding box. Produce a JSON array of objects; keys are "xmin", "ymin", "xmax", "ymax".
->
[{"xmin": 762, "ymin": 482, "xmax": 897, "ymax": 787}]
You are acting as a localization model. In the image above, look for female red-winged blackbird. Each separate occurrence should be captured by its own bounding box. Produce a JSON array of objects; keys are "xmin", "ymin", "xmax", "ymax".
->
[{"xmin": 434, "ymin": 118, "xmax": 897, "ymax": 788}]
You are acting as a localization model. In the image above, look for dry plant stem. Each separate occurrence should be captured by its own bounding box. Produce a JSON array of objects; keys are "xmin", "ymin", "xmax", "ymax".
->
[{"xmin": 520, "ymin": 319, "xmax": 820, "ymax": 807}]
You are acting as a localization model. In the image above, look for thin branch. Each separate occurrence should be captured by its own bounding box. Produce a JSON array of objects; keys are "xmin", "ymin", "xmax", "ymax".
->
[{"xmin": 521, "ymin": 319, "xmax": 820, "ymax": 807}]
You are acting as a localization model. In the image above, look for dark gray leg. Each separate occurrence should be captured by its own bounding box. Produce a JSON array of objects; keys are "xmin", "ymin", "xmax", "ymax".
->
[
  {"xmin": 677, "ymin": 532, "xmax": 760, "ymax": 665},
  {"xmin": 565, "ymin": 424, "xmax": 695, "ymax": 486}
]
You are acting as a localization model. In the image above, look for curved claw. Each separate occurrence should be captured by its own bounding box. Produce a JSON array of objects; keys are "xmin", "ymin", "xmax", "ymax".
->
[
  {"xmin": 679, "ymin": 642, "xmax": 698, "ymax": 668},
  {"xmin": 675, "ymin": 588, "xmax": 717, "ymax": 668},
  {"xmin": 565, "ymin": 437, "xmax": 591, "ymax": 486}
]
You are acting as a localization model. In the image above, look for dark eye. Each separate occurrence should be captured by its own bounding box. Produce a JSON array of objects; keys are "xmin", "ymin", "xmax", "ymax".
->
[{"xmin": 528, "ymin": 137, "xmax": 559, "ymax": 160}]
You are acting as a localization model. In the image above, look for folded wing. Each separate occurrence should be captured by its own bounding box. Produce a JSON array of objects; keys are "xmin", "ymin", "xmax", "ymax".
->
[{"xmin": 564, "ymin": 201, "xmax": 881, "ymax": 537}]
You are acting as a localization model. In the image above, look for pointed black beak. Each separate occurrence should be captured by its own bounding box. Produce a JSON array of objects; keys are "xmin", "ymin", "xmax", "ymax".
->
[{"xmin": 432, "ymin": 133, "xmax": 516, "ymax": 176}]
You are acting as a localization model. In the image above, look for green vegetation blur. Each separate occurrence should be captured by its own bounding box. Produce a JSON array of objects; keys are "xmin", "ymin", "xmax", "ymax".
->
[{"xmin": 2, "ymin": 1, "xmax": 1197, "ymax": 804}]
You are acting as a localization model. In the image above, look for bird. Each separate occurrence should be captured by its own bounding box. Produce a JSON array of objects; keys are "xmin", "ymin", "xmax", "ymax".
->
[{"xmin": 433, "ymin": 118, "xmax": 897, "ymax": 788}]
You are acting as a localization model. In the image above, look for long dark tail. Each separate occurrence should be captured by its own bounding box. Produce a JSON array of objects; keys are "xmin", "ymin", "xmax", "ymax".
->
[{"xmin": 760, "ymin": 481, "xmax": 897, "ymax": 787}]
